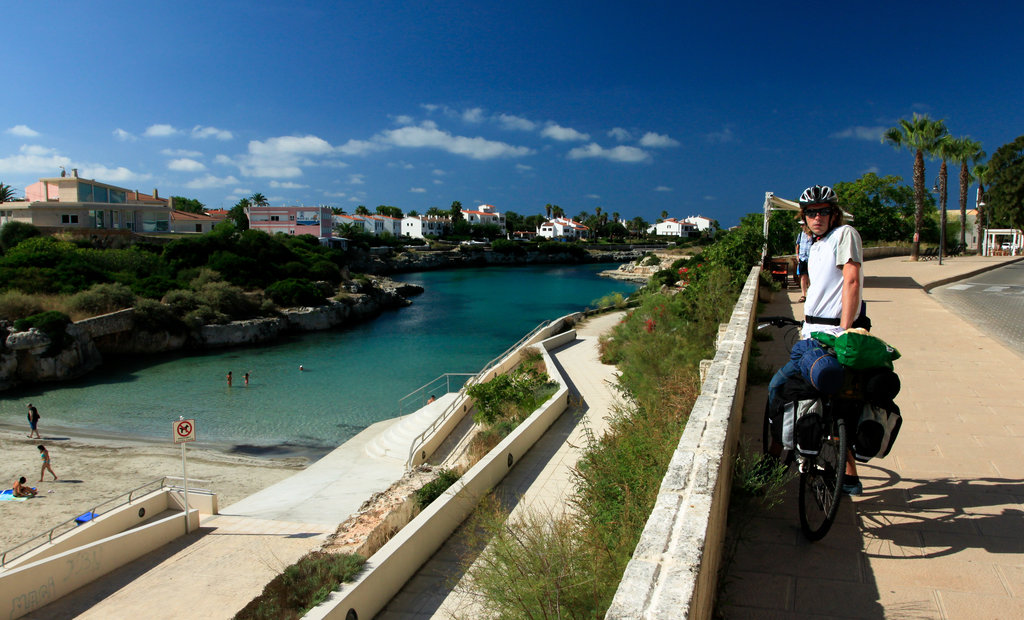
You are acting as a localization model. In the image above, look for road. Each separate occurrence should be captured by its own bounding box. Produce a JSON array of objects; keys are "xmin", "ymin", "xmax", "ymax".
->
[{"xmin": 930, "ymin": 260, "xmax": 1024, "ymax": 359}]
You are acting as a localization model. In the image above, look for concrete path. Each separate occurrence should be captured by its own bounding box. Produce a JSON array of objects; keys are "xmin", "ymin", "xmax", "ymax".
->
[
  {"xmin": 721, "ymin": 254, "xmax": 1024, "ymax": 619},
  {"xmin": 24, "ymin": 394, "xmax": 461, "ymax": 619},
  {"xmin": 377, "ymin": 311, "xmax": 626, "ymax": 619}
]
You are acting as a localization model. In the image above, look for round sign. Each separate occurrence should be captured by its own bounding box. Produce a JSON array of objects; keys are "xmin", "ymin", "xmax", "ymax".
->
[{"xmin": 173, "ymin": 419, "xmax": 196, "ymax": 443}]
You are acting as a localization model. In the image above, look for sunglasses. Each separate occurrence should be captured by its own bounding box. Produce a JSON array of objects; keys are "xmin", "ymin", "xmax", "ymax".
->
[{"xmin": 805, "ymin": 207, "xmax": 836, "ymax": 219}]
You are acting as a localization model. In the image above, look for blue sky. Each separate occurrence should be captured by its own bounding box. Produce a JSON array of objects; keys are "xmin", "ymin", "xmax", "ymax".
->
[{"xmin": 2, "ymin": 1, "xmax": 1021, "ymax": 227}]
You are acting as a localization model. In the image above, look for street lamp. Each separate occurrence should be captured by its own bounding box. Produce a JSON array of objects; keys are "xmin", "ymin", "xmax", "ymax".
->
[{"xmin": 931, "ymin": 177, "xmax": 945, "ymax": 265}]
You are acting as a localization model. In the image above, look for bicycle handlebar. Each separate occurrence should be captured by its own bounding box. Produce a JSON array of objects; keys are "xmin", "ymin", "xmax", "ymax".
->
[{"xmin": 756, "ymin": 315, "xmax": 803, "ymax": 329}]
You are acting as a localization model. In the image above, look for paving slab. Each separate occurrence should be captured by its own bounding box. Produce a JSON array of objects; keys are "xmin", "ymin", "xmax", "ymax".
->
[{"xmin": 720, "ymin": 254, "xmax": 1024, "ymax": 619}]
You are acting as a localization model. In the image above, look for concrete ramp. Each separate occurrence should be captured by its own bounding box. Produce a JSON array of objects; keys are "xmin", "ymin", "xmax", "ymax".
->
[{"xmin": 365, "ymin": 393, "xmax": 460, "ymax": 461}]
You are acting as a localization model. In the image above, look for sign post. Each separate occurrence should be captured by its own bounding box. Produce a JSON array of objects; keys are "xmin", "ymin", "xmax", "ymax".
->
[{"xmin": 173, "ymin": 417, "xmax": 197, "ymax": 533}]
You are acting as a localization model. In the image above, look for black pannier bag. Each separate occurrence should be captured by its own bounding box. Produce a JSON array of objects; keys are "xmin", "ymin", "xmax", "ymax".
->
[{"xmin": 770, "ymin": 376, "xmax": 824, "ymax": 457}]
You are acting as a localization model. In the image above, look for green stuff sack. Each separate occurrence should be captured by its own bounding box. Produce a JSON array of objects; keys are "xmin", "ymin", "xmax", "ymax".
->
[{"xmin": 811, "ymin": 331, "xmax": 901, "ymax": 370}]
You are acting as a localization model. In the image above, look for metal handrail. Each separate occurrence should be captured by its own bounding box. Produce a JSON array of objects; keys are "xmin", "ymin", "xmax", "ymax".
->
[
  {"xmin": 397, "ymin": 373, "xmax": 476, "ymax": 418},
  {"xmin": 404, "ymin": 320, "xmax": 551, "ymax": 469},
  {"xmin": 1, "ymin": 475, "xmax": 211, "ymax": 568}
]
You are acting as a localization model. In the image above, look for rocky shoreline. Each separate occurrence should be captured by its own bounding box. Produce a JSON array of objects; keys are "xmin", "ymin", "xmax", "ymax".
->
[
  {"xmin": 0, "ymin": 247, "xmax": 649, "ymax": 393},
  {"xmin": 0, "ymin": 276, "xmax": 421, "ymax": 392}
]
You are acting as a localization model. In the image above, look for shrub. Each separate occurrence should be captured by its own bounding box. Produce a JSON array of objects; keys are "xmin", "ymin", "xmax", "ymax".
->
[
  {"xmin": 195, "ymin": 281, "xmax": 259, "ymax": 320},
  {"xmin": 0, "ymin": 290, "xmax": 45, "ymax": 321},
  {"xmin": 133, "ymin": 299, "xmax": 186, "ymax": 334},
  {"xmin": 235, "ymin": 551, "xmax": 365, "ymax": 620},
  {"xmin": 265, "ymin": 278, "xmax": 326, "ymax": 308},
  {"xmin": 490, "ymin": 239, "xmax": 525, "ymax": 255},
  {"xmin": 415, "ymin": 469, "xmax": 461, "ymax": 509},
  {"xmin": 65, "ymin": 283, "xmax": 136, "ymax": 318},
  {"xmin": 0, "ymin": 221, "xmax": 42, "ymax": 252},
  {"xmin": 13, "ymin": 310, "xmax": 71, "ymax": 356},
  {"xmin": 467, "ymin": 366, "xmax": 557, "ymax": 426},
  {"xmin": 132, "ymin": 275, "xmax": 180, "ymax": 299}
]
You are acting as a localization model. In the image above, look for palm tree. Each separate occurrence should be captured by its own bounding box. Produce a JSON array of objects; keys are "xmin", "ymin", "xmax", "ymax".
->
[
  {"xmin": 612, "ymin": 211, "xmax": 620, "ymax": 224},
  {"xmin": 544, "ymin": 203, "xmax": 552, "ymax": 219},
  {"xmin": 883, "ymin": 114, "xmax": 949, "ymax": 260},
  {"xmin": 551, "ymin": 205, "xmax": 564, "ymax": 219},
  {"xmin": 972, "ymin": 162, "xmax": 991, "ymax": 252},
  {"xmin": 250, "ymin": 192, "xmax": 268, "ymax": 208},
  {"xmin": 948, "ymin": 137, "xmax": 985, "ymax": 247},
  {"xmin": 0, "ymin": 182, "xmax": 17, "ymax": 203},
  {"xmin": 934, "ymin": 135, "xmax": 956, "ymax": 257}
]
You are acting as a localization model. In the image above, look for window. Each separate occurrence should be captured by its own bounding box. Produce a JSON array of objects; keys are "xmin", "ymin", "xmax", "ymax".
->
[
  {"xmin": 270, "ymin": 215, "xmax": 280, "ymax": 221},
  {"xmin": 61, "ymin": 214, "xmax": 80, "ymax": 224},
  {"xmin": 195, "ymin": 224, "xmax": 203, "ymax": 233}
]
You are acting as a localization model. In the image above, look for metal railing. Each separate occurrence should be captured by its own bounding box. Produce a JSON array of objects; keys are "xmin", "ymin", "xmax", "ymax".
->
[
  {"xmin": 1, "ymin": 476, "xmax": 211, "ymax": 568},
  {"xmin": 397, "ymin": 373, "xmax": 476, "ymax": 418},
  {"xmin": 404, "ymin": 320, "xmax": 552, "ymax": 469}
]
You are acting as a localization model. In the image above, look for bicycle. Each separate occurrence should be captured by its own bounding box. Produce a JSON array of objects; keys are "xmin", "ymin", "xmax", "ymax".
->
[{"xmin": 756, "ymin": 315, "xmax": 852, "ymax": 542}]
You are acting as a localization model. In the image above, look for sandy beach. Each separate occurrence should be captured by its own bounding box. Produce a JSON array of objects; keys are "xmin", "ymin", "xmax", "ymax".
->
[{"xmin": 0, "ymin": 427, "xmax": 306, "ymax": 552}]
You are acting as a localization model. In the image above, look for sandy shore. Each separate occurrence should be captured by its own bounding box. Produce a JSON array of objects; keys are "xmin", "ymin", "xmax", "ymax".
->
[{"xmin": 0, "ymin": 428, "xmax": 306, "ymax": 551}]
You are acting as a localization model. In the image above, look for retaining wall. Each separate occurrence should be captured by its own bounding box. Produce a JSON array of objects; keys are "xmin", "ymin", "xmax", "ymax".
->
[
  {"xmin": 306, "ymin": 327, "xmax": 577, "ymax": 620},
  {"xmin": 605, "ymin": 266, "xmax": 760, "ymax": 619}
]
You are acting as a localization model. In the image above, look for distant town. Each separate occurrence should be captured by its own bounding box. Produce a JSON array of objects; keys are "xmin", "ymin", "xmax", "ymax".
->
[{"xmin": 0, "ymin": 169, "xmax": 719, "ymax": 246}]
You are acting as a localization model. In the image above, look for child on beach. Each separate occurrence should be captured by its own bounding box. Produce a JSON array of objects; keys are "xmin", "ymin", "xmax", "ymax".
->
[
  {"xmin": 27, "ymin": 403, "xmax": 41, "ymax": 439},
  {"xmin": 227, "ymin": 371, "xmax": 233, "ymax": 386},
  {"xmin": 39, "ymin": 445, "xmax": 58, "ymax": 482},
  {"xmin": 13, "ymin": 477, "xmax": 36, "ymax": 497}
]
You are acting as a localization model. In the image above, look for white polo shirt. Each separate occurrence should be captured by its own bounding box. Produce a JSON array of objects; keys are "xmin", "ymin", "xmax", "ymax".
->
[{"xmin": 802, "ymin": 224, "xmax": 863, "ymax": 338}]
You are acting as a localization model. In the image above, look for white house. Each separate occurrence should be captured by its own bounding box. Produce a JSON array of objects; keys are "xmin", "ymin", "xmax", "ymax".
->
[
  {"xmin": 170, "ymin": 209, "xmax": 221, "ymax": 234},
  {"xmin": 462, "ymin": 204, "xmax": 506, "ymax": 234},
  {"xmin": 684, "ymin": 215, "xmax": 716, "ymax": 236},
  {"xmin": 537, "ymin": 217, "xmax": 590, "ymax": 240},
  {"xmin": 647, "ymin": 218, "xmax": 698, "ymax": 237},
  {"xmin": 402, "ymin": 215, "xmax": 452, "ymax": 239},
  {"xmin": 334, "ymin": 213, "xmax": 402, "ymax": 237}
]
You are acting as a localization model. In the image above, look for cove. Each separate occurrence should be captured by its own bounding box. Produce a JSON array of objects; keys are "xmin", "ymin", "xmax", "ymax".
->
[{"xmin": 1, "ymin": 264, "xmax": 639, "ymax": 458}]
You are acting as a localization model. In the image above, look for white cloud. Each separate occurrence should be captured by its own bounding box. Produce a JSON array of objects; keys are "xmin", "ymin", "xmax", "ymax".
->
[
  {"xmin": 608, "ymin": 127, "xmax": 632, "ymax": 142},
  {"xmin": 144, "ymin": 124, "xmax": 180, "ymax": 137},
  {"xmin": 393, "ymin": 115, "xmax": 415, "ymax": 125},
  {"xmin": 705, "ymin": 127, "xmax": 736, "ymax": 144},
  {"xmin": 80, "ymin": 165, "xmax": 150, "ymax": 183},
  {"xmin": 410, "ymin": 187, "xmax": 427, "ymax": 193},
  {"xmin": 831, "ymin": 126, "xmax": 886, "ymax": 141},
  {"xmin": 433, "ymin": 179, "xmax": 443, "ymax": 185},
  {"xmin": 462, "ymin": 108, "xmax": 485, "ymax": 123},
  {"xmin": 377, "ymin": 122, "xmax": 532, "ymax": 160},
  {"xmin": 324, "ymin": 191, "xmax": 347, "ymax": 198},
  {"xmin": 497, "ymin": 114, "xmax": 536, "ymax": 131},
  {"xmin": 515, "ymin": 163, "xmax": 533, "ymax": 172},
  {"xmin": 237, "ymin": 134, "xmax": 335, "ymax": 177},
  {"xmin": 168, "ymin": 158, "xmax": 206, "ymax": 172},
  {"xmin": 162, "ymin": 148, "xmax": 203, "ymax": 157},
  {"xmin": 420, "ymin": 103, "xmax": 440, "ymax": 114},
  {"xmin": 654, "ymin": 186, "xmax": 673, "ymax": 192},
  {"xmin": 541, "ymin": 123, "xmax": 590, "ymax": 142},
  {"xmin": 113, "ymin": 128, "xmax": 137, "ymax": 142},
  {"xmin": 192, "ymin": 125, "xmax": 233, "ymax": 140},
  {"xmin": 348, "ymin": 174, "xmax": 365, "ymax": 185},
  {"xmin": 862, "ymin": 165, "xmax": 880, "ymax": 175},
  {"xmin": 567, "ymin": 143, "xmax": 650, "ymax": 163},
  {"xmin": 336, "ymin": 139, "xmax": 386, "ymax": 156},
  {"xmin": 185, "ymin": 174, "xmax": 239, "ymax": 189},
  {"xmin": 7, "ymin": 125, "xmax": 40, "ymax": 137},
  {"xmin": 0, "ymin": 144, "xmax": 72, "ymax": 174},
  {"xmin": 432, "ymin": 169, "xmax": 445, "ymax": 176},
  {"xmin": 639, "ymin": 132, "xmax": 680, "ymax": 148},
  {"xmin": 270, "ymin": 181, "xmax": 309, "ymax": 189}
]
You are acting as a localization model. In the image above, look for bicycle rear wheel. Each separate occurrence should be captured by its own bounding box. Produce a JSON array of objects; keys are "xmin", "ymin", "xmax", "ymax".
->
[{"xmin": 798, "ymin": 417, "xmax": 847, "ymax": 541}]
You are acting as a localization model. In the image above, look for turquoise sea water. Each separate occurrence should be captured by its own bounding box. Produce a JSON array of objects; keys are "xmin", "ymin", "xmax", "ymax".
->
[{"xmin": 1, "ymin": 264, "xmax": 638, "ymax": 458}]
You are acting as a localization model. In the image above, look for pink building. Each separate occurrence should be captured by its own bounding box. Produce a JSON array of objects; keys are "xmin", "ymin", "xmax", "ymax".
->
[{"xmin": 246, "ymin": 205, "xmax": 333, "ymax": 238}]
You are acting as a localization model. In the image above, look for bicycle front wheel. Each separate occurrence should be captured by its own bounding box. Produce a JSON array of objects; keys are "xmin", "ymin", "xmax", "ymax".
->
[{"xmin": 798, "ymin": 417, "xmax": 847, "ymax": 541}]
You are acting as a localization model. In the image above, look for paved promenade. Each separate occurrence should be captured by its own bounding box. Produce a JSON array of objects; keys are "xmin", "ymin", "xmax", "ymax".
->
[{"xmin": 721, "ymin": 254, "xmax": 1024, "ymax": 619}]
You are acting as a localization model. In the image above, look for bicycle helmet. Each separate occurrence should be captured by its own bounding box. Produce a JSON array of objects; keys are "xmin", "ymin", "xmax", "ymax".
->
[{"xmin": 799, "ymin": 185, "xmax": 838, "ymax": 206}]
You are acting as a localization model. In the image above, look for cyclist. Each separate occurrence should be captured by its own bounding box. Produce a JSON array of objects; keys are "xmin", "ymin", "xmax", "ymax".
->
[{"xmin": 767, "ymin": 184, "xmax": 866, "ymax": 495}]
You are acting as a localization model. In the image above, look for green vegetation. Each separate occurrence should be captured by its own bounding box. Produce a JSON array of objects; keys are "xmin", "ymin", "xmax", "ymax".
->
[
  {"xmin": 13, "ymin": 310, "xmax": 71, "ymax": 356},
  {"xmin": 986, "ymin": 134, "xmax": 1024, "ymax": 230},
  {"xmin": 461, "ymin": 215, "xmax": 759, "ymax": 617},
  {"xmin": 234, "ymin": 551, "xmax": 365, "ymax": 620},
  {"xmin": 415, "ymin": 468, "xmax": 461, "ymax": 509}
]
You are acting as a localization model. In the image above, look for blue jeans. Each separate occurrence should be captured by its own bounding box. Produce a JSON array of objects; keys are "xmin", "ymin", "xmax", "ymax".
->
[{"xmin": 768, "ymin": 359, "xmax": 801, "ymax": 405}]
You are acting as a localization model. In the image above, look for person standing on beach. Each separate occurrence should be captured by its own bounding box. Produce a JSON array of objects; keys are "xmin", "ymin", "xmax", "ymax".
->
[
  {"xmin": 227, "ymin": 371, "xmax": 233, "ymax": 387},
  {"xmin": 27, "ymin": 403, "xmax": 41, "ymax": 439},
  {"xmin": 38, "ymin": 445, "xmax": 58, "ymax": 482},
  {"xmin": 244, "ymin": 372, "xmax": 250, "ymax": 386}
]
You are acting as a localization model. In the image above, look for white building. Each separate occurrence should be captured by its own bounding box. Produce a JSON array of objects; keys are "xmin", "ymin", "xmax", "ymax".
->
[
  {"xmin": 537, "ymin": 217, "xmax": 590, "ymax": 240},
  {"xmin": 462, "ymin": 204, "xmax": 506, "ymax": 234},
  {"xmin": 334, "ymin": 213, "xmax": 402, "ymax": 237},
  {"xmin": 647, "ymin": 218, "xmax": 698, "ymax": 237},
  {"xmin": 402, "ymin": 215, "xmax": 452, "ymax": 239},
  {"xmin": 684, "ymin": 215, "xmax": 716, "ymax": 236}
]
